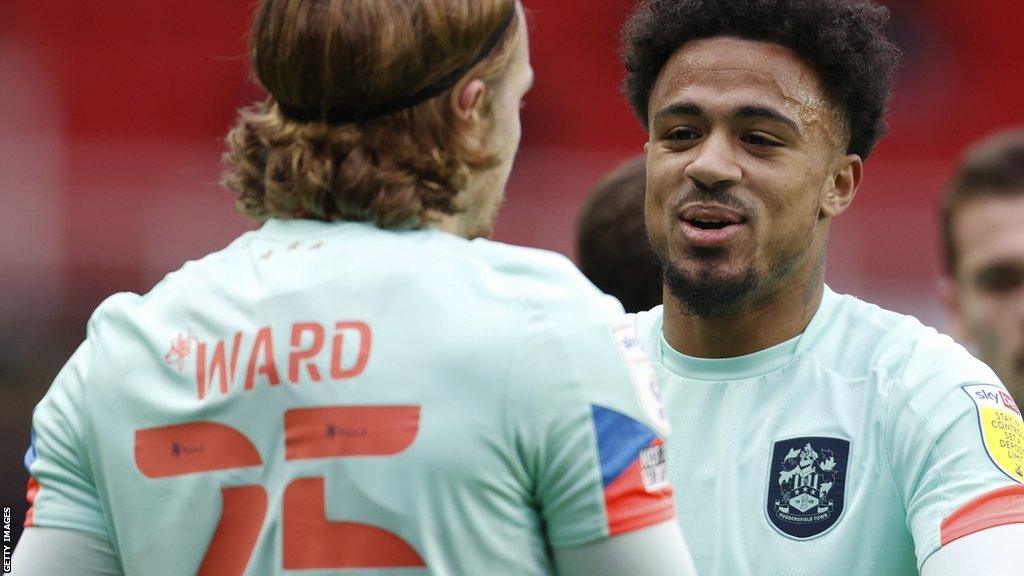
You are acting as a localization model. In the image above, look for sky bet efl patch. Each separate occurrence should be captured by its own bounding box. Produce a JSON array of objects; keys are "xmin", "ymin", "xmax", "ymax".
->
[
  {"xmin": 610, "ymin": 322, "xmax": 670, "ymax": 437},
  {"xmin": 963, "ymin": 384, "xmax": 1024, "ymax": 483}
]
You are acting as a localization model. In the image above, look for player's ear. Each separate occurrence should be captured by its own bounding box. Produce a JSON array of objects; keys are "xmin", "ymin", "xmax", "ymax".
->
[
  {"xmin": 939, "ymin": 276, "xmax": 969, "ymax": 343},
  {"xmin": 820, "ymin": 154, "xmax": 862, "ymax": 219},
  {"xmin": 455, "ymin": 78, "xmax": 487, "ymax": 121}
]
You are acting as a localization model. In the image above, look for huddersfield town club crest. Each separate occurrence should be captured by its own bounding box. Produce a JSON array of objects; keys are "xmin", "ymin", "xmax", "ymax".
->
[{"xmin": 766, "ymin": 436, "xmax": 850, "ymax": 539}]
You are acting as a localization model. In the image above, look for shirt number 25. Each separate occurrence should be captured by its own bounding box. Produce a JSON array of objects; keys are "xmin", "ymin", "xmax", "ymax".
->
[{"xmin": 134, "ymin": 405, "xmax": 424, "ymax": 574}]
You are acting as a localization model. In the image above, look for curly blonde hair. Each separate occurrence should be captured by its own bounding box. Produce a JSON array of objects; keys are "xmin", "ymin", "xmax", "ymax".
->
[{"xmin": 222, "ymin": 0, "xmax": 520, "ymax": 228}]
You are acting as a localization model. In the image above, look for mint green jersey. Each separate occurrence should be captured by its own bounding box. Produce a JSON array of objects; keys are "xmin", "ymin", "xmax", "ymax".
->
[
  {"xmin": 635, "ymin": 286, "xmax": 1024, "ymax": 575},
  {"xmin": 24, "ymin": 220, "xmax": 675, "ymax": 575}
]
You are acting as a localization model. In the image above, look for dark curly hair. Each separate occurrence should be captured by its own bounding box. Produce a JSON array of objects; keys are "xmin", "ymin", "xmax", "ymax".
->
[{"xmin": 622, "ymin": 0, "xmax": 901, "ymax": 159}]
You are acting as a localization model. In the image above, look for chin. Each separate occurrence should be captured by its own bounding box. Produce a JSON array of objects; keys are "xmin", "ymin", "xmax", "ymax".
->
[{"xmin": 663, "ymin": 259, "xmax": 760, "ymax": 317}]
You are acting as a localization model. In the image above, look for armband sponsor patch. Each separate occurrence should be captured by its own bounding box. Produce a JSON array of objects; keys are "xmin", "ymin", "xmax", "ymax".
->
[
  {"xmin": 963, "ymin": 383, "xmax": 1024, "ymax": 483},
  {"xmin": 639, "ymin": 443, "xmax": 669, "ymax": 492},
  {"xmin": 611, "ymin": 322, "xmax": 670, "ymax": 437}
]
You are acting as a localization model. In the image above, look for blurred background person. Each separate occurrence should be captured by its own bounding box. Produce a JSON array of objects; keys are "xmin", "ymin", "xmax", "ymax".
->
[
  {"xmin": 940, "ymin": 129, "xmax": 1024, "ymax": 402},
  {"xmin": 576, "ymin": 155, "xmax": 662, "ymax": 313}
]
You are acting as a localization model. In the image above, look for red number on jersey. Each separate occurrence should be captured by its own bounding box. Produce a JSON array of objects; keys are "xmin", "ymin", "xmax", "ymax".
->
[{"xmin": 135, "ymin": 405, "xmax": 425, "ymax": 574}]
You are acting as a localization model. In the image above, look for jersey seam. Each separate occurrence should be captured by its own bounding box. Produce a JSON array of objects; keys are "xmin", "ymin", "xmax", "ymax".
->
[
  {"xmin": 799, "ymin": 350, "xmax": 850, "ymax": 382},
  {"xmin": 800, "ymin": 332, "xmax": 917, "ymax": 382},
  {"xmin": 533, "ymin": 292, "xmax": 613, "ymax": 544},
  {"xmin": 893, "ymin": 376, "xmax": 951, "ymax": 567},
  {"xmin": 79, "ymin": 307, "xmax": 122, "ymax": 550},
  {"xmin": 801, "ymin": 351, "xmax": 911, "ymax": 515},
  {"xmin": 546, "ymin": 304, "xmax": 611, "ymax": 544},
  {"xmin": 882, "ymin": 376, "xmax": 909, "ymax": 514},
  {"xmin": 500, "ymin": 291, "xmax": 535, "ymax": 501},
  {"xmin": 803, "ymin": 352, "xmax": 923, "ymax": 559},
  {"xmin": 868, "ymin": 329, "xmax": 920, "ymax": 376}
]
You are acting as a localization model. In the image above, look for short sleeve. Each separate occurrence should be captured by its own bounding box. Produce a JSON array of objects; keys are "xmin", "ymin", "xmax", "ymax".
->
[
  {"xmin": 24, "ymin": 340, "xmax": 111, "ymax": 539},
  {"xmin": 885, "ymin": 336, "xmax": 1024, "ymax": 569},
  {"xmin": 504, "ymin": 289, "xmax": 675, "ymax": 548}
]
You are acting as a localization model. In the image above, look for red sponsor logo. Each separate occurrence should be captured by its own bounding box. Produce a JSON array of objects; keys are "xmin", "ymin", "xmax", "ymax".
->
[
  {"xmin": 165, "ymin": 332, "xmax": 195, "ymax": 372},
  {"xmin": 1000, "ymin": 390, "xmax": 1022, "ymax": 417}
]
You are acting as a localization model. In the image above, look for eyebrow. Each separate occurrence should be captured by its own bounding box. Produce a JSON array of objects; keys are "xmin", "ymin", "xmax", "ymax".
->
[
  {"xmin": 653, "ymin": 102, "xmax": 703, "ymax": 123},
  {"xmin": 734, "ymin": 105, "xmax": 801, "ymax": 134},
  {"xmin": 653, "ymin": 102, "xmax": 802, "ymax": 135}
]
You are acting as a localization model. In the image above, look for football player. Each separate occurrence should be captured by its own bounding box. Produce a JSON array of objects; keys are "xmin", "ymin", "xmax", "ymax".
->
[
  {"xmin": 12, "ymin": 1, "xmax": 697, "ymax": 574},
  {"xmin": 621, "ymin": 0, "xmax": 1024, "ymax": 574}
]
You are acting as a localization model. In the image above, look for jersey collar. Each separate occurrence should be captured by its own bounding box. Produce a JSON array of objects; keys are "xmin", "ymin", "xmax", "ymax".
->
[{"xmin": 654, "ymin": 285, "xmax": 841, "ymax": 381}]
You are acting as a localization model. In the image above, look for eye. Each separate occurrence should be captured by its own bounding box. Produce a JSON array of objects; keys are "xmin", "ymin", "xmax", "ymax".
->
[
  {"xmin": 974, "ymin": 263, "xmax": 1024, "ymax": 295},
  {"xmin": 665, "ymin": 127, "xmax": 701, "ymax": 142},
  {"xmin": 742, "ymin": 133, "xmax": 783, "ymax": 147}
]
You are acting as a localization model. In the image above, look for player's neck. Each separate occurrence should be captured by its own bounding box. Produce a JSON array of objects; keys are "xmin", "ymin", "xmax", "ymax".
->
[
  {"xmin": 662, "ymin": 276, "xmax": 824, "ymax": 360},
  {"xmin": 434, "ymin": 214, "xmax": 463, "ymax": 237}
]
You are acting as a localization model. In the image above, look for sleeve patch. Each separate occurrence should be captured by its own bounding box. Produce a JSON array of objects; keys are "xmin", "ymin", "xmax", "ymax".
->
[
  {"xmin": 940, "ymin": 484, "xmax": 1024, "ymax": 546},
  {"xmin": 962, "ymin": 384, "xmax": 1024, "ymax": 483},
  {"xmin": 592, "ymin": 405, "xmax": 658, "ymax": 488},
  {"xmin": 591, "ymin": 405, "xmax": 675, "ymax": 536},
  {"xmin": 610, "ymin": 323, "xmax": 670, "ymax": 437}
]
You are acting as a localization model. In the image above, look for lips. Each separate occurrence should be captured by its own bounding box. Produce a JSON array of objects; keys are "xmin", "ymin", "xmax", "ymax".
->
[{"xmin": 678, "ymin": 204, "xmax": 748, "ymax": 247}]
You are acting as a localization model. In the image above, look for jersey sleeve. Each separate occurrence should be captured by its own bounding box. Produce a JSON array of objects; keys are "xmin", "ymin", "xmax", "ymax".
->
[
  {"xmin": 885, "ymin": 334, "xmax": 1024, "ymax": 569},
  {"xmin": 23, "ymin": 339, "xmax": 111, "ymax": 540},
  {"xmin": 12, "ymin": 527, "xmax": 122, "ymax": 576},
  {"xmin": 504, "ymin": 283, "xmax": 675, "ymax": 548}
]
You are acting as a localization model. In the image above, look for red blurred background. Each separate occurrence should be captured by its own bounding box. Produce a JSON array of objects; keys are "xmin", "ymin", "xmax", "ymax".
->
[{"xmin": 2, "ymin": 0, "xmax": 1023, "ymax": 546}]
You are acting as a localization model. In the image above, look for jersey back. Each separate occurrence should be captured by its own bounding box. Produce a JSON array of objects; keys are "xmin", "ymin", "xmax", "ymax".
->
[{"xmin": 24, "ymin": 220, "xmax": 675, "ymax": 575}]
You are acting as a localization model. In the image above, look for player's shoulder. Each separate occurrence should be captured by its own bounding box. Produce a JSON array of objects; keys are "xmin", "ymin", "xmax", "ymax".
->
[
  {"xmin": 148, "ymin": 228, "xmax": 259, "ymax": 298},
  {"xmin": 83, "ymin": 230, "xmax": 260, "ymax": 344},
  {"xmin": 630, "ymin": 306, "xmax": 665, "ymax": 352},
  {"xmin": 468, "ymin": 238, "xmax": 621, "ymax": 314},
  {"xmin": 468, "ymin": 238, "xmax": 592, "ymax": 292},
  {"xmin": 806, "ymin": 288, "xmax": 996, "ymax": 389}
]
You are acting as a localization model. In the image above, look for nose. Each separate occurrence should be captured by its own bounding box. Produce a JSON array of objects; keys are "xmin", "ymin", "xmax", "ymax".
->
[{"xmin": 684, "ymin": 131, "xmax": 742, "ymax": 191}]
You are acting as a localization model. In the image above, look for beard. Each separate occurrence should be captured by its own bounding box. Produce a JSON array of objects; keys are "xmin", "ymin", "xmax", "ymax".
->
[{"xmin": 662, "ymin": 253, "xmax": 759, "ymax": 317}]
